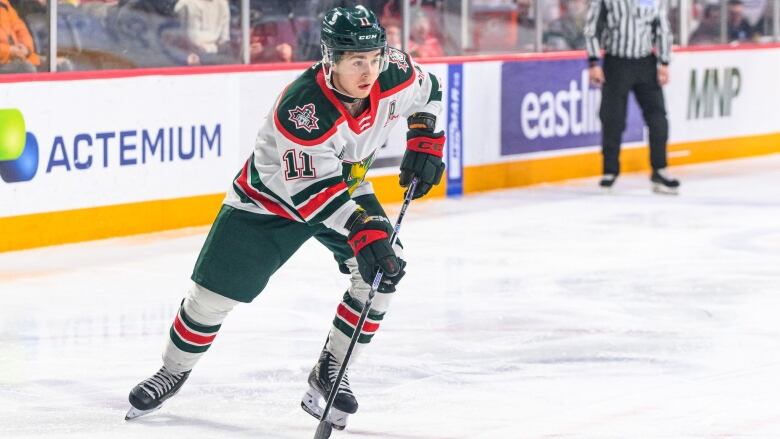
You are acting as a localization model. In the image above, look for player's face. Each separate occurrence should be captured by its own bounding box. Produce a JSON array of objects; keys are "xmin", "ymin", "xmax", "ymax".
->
[{"xmin": 332, "ymin": 49, "xmax": 383, "ymax": 98}]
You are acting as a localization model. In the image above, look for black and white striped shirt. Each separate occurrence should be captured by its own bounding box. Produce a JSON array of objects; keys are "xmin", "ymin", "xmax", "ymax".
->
[{"xmin": 584, "ymin": 0, "xmax": 672, "ymax": 64}]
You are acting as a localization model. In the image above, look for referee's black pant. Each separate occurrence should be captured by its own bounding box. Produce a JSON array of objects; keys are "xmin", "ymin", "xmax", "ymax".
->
[{"xmin": 599, "ymin": 55, "xmax": 668, "ymax": 176}]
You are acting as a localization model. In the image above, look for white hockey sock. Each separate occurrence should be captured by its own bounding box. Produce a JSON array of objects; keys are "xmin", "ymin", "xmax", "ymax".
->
[
  {"xmin": 325, "ymin": 256, "xmax": 396, "ymax": 363},
  {"xmin": 162, "ymin": 283, "xmax": 239, "ymax": 373}
]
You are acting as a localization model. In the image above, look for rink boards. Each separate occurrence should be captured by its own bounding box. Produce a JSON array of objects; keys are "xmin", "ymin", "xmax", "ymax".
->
[{"xmin": 1, "ymin": 46, "xmax": 779, "ymax": 251}]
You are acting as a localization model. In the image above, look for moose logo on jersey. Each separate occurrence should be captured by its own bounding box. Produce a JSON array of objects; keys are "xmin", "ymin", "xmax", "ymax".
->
[
  {"xmin": 387, "ymin": 47, "xmax": 409, "ymax": 73},
  {"xmin": 288, "ymin": 103, "xmax": 320, "ymax": 133},
  {"xmin": 343, "ymin": 153, "xmax": 376, "ymax": 194}
]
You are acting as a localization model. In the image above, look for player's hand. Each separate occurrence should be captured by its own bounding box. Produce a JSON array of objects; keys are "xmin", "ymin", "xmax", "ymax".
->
[
  {"xmin": 400, "ymin": 129, "xmax": 446, "ymax": 199},
  {"xmin": 657, "ymin": 65, "xmax": 670, "ymax": 86},
  {"xmin": 187, "ymin": 53, "xmax": 201, "ymax": 65},
  {"xmin": 15, "ymin": 44, "xmax": 30, "ymax": 59},
  {"xmin": 589, "ymin": 65, "xmax": 605, "ymax": 87},
  {"xmin": 9, "ymin": 45, "xmax": 25, "ymax": 60},
  {"xmin": 376, "ymin": 258, "xmax": 405, "ymax": 293},
  {"xmin": 346, "ymin": 209, "xmax": 402, "ymax": 286}
]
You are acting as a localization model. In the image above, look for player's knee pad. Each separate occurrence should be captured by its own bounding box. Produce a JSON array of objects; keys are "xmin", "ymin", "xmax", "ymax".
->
[{"xmin": 182, "ymin": 282, "xmax": 240, "ymax": 326}]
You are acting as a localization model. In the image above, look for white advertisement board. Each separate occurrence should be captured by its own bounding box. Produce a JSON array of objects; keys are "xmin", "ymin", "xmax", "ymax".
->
[
  {"xmin": 1, "ymin": 75, "xmax": 241, "ymax": 217},
  {"xmin": 461, "ymin": 47, "xmax": 780, "ymax": 166},
  {"xmin": 666, "ymin": 48, "xmax": 780, "ymax": 142},
  {"xmin": 1, "ymin": 48, "xmax": 777, "ymax": 221},
  {"xmin": 0, "ymin": 62, "xmax": 450, "ymax": 218}
]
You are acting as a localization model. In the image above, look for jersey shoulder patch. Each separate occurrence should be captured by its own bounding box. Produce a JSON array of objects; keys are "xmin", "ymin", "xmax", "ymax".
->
[
  {"xmin": 275, "ymin": 66, "xmax": 341, "ymax": 143},
  {"xmin": 378, "ymin": 47, "xmax": 416, "ymax": 94}
]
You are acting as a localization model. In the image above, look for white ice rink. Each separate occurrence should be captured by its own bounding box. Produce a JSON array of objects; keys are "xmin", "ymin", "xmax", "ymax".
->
[{"xmin": 2, "ymin": 155, "xmax": 780, "ymax": 439}]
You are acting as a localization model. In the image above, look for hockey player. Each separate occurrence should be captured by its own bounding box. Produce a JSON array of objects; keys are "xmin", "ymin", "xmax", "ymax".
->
[{"xmin": 125, "ymin": 5, "xmax": 445, "ymax": 431}]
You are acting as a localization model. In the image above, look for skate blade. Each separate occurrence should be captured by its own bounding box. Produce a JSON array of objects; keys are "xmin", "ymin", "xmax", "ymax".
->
[
  {"xmin": 301, "ymin": 387, "xmax": 348, "ymax": 430},
  {"xmin": 125, "ymin": 405, "xmax": 161, "ymax": 421},
  {"xmin": 652, "ymin": 184, "xmax": 679, "ymax": 195}
]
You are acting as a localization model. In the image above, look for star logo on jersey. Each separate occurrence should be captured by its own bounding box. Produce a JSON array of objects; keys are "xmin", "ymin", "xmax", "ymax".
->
[
  {"xmin": 288, "ymin": 103, "xmax": 320, "ymax": 133},
  {"xmin": 387, "ymin": 48, "xmax": 409, "ymax": 73}
]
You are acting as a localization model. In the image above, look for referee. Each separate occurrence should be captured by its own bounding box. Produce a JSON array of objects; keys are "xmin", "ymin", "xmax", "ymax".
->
[{"xmin": 584, "ymin": 0, "xmax": 680, "ymax": 194}]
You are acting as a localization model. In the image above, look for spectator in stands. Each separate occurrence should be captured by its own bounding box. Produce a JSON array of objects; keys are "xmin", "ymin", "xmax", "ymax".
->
[
  {"xmin": 544, "ymin": 0, "xmax": 588, "ymax": 50},
  {"xmin": 689, "ymin": 3, "xmax": 721, "ymax": 44},
  {"xmin": 249, "ymin": 36, "xmax": 292, "ymax": 63},
  {"xmin": 8, "ymin": 0, "xmax": 46, "ymax": 16},
  {"xmin": 726, "ymin": 0, "xmax": 756, "ymax": 41},
  {"xmin": 0, "ymin": 0, "xmax": 40, "ymax": 73},
  {"xmin": 751, "ymin": 1, "xmax": 775, "ymax": 37},
  {"xmin": 380, "ymin": 0, "xmax": 400, "ymax": 24},
  {"xmin": 740, "ymin": 0, "xmax": 766, "ymax": 30},
  {"xmin": 688, "ymin": 0, "xmax": 757, "ymax": 44},
  {"xmin": 248, "ymin": 18, "xmax": 295, "ymax": 63},
  {"xmin": 515, "ymin": 0, "xmax": 536, "ymax": 51},
  {"xmin": 79, "ymin": 0, "xmax": 119, "ymax": 15},
  {"xmin": 174, "ymin": 0, "xmax": 232, "ymax": 65},
  {"xmin": 408, "ymin": 12, "xmax": 443, "ymax": 58},
  {"xmin": 119, "ymin": 0, "xmax": 176, "ymax": 15},
  {"xmin": 77, "ymin": 0, "xmax": 118, "ymax": 23},
  {"xmin": 386, "ymin": 23, "xmax": 402, "ymax": 48}
]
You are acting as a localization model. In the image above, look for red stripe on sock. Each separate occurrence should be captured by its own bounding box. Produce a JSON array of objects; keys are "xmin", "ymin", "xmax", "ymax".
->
[
  {"xmin": 173, "ymin": 314, "xmax": 217, "ymax": 345},
  {"xmin": 337, "ymin": 303, "xmax": 380, "ymax": 333}
]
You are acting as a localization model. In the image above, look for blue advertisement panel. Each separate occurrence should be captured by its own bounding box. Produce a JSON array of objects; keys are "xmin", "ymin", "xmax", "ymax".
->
[
  {"xmin": 501, "ymin": 59, "xmax": 644, "ymax": 156},
  {"xmin": 447, "ymin": 64, "xmax": 463, "ymax": 196}
]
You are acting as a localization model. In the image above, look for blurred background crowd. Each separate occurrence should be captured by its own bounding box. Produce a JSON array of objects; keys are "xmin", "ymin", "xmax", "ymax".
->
[{"xmin": 1, "ymin": 0, "xmax": 778, "ymax": 73}]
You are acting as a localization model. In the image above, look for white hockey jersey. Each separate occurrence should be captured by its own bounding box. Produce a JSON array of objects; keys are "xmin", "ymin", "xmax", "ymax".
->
[{"xmin": 224, "ymin": 47, "xmax": 443, "ymax": 235}]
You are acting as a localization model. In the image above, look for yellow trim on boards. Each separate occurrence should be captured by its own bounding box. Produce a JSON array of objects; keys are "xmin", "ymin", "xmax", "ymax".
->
[
  {"xmin": 1, "ymin": 132, "xmax": 779, "ymax": 253},
  {"xmin": 0, "ymin": 194, "xmax": 225, "ymax": 253},
  {"xmin": 464, "ymin": 132, "xmax": 780, "ymax": 193}
]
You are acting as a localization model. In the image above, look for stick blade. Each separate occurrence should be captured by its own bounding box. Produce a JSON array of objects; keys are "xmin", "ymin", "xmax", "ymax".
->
[{"xmin": 313, "ymin": 420, "xmax": 333, "ymax": 439}]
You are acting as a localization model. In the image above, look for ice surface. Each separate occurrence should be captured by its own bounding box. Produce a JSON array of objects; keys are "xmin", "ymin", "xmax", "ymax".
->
[{"xmin": 1, "ymin": 155, "xmax": 779, "ymax": 438}]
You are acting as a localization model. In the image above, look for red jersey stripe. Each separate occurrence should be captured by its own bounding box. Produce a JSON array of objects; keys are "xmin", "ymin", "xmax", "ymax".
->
[
  {"xmin": 297, "ymin": 181, "xmax": 349, "ymax": 219},
  {"xmin": 235, "ymin": 160, "xmax": 297, "ymax": 221}
]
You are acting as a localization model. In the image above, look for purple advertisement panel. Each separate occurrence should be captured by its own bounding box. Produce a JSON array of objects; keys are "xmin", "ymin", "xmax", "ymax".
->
[{"xmin": 501, "ymin": 59, "xmax": 645, "ymax": 156}]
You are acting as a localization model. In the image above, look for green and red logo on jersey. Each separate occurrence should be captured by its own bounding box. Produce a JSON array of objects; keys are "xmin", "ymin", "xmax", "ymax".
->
[
  {"xmin": 387, "ymin": 47, "xmax": 409, "ymax": 73},
  {"xmin": 287, "ymin": 103, "xmax": 320, "ymax": 133}
]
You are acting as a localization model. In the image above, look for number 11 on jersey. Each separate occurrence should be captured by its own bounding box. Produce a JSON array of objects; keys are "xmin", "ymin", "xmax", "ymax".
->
[{"xmin": 283, "ymin": 150, "xmax": 317, "ymax": 180}]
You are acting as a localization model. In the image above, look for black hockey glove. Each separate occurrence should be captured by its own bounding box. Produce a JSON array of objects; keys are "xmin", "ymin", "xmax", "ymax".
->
[
  {"xmin": 400, "ymin": 113, "xmax": 446, "ymax": 200},
  {"xmin": 337, "ymin": 260, "xmax": 405, "ymax": 293},
  {"xmin": 346, "ymin": 208, "xmax": 404, "ymax": 289},
  {"xmin": 376, "ymin": 264, "xmax": 405, "ymax": 293}
]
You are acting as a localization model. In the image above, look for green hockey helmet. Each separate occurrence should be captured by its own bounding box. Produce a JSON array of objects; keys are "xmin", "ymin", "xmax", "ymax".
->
[{"xmin": 320, "ymin": 5, "xmax": 388, "ymax": 69}]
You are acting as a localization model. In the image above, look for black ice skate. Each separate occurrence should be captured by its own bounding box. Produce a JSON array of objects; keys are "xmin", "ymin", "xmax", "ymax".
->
[
  {"xmin": 599, "ymin": 174, "xmax": 617, "ymax": 191},
  {"xmin": 651, "ymin": 168, "xmax": 680, "ymax": 195},
  {"xmin": 301, "ymin": 349, "xmax": 358, "ymax": 431},
  {"xmin": 125, "ymin": 366, "xmax": 190, "ymax": 420}
]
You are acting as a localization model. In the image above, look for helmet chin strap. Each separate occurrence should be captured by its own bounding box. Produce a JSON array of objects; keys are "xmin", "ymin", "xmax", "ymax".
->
[{"xmin": 322, "ymin": 62, "xmax": 363, "ymax": 104}]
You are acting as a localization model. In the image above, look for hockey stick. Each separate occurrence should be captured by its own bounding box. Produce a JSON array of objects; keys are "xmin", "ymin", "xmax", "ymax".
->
[{"xmin": 313, "ymin": 178, "xmax": 419, "ymax": 439}]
